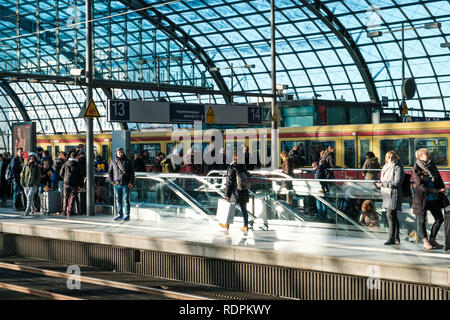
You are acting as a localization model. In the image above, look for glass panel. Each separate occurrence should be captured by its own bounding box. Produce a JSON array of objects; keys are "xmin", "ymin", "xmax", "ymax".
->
[
  {"xmin": 380, "ymin": 139, "xmax": 410, "ymax": 166},
  {"xmin": 414, "ymin": 138, "xmax": 447, "ymax": 166},
  {"xmin": 344, "ymin": 140, "xmax": 355, "ymax": 168}
]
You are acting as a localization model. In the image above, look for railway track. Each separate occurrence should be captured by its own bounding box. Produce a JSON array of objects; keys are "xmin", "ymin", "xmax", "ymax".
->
[
  {"xmin": 0, "ymin": 258, "xmax": 211, "ymax": 300},
  {"xmin": 0, "ymin": 257, "xmax": 279, "ymax": 300}
]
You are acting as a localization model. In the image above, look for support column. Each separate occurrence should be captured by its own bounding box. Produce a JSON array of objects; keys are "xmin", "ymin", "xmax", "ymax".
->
[
  {"xmin": 86, "ymin": 0, "xmax": 94, "ymax": 216},
  {"xmin": 270, "ymin": 0, "xmax": 279, "ymax": 170}
]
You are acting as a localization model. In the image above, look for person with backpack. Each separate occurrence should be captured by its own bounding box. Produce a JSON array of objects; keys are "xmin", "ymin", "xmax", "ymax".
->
[
  {"xmin": 20, "ymin": 152, "xmax": 41, "ymax": 216},
  {"xmin": 222, "ymin": 153, "xmax": 250, "ymax": 233},
  {"xmin": 412, "ymin": 148, "xmax": 446, "ymax": 250},
  {"xmin": 7, "ymin": 148, "xmax": 24, "ymax": 211},
  {"xmin": 60, "ymin": 151, "xmax": 83, "ymax": 216},
  {"xmin": 52, "ymin": 151, "xmax": 67, "ymax": 194},
  {"xmin": 376, "ymin": 151, "xmax": 405, "ymax": 245},
  {"xmin": 108, "ymin": 147, "xmax": 135, "ymax": 222}
]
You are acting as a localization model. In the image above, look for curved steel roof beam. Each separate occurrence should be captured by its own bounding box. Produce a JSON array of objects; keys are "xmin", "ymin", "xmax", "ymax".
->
[
  {"xmin": 0, "ymin": 82, "xmax": 31, "ymax": 123},
  {"xmin": 116, "ymin": 0, "xmax": 232, "ymax": 104},
  {"xmin": 298, "ymin": 0, "xmax": 380, "ymax": 103}
]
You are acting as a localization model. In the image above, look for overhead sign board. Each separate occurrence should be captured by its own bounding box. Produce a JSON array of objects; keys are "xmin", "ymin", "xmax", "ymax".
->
[{"xmin": 107, "ymin": 99, "xmax": 262, "ymax": 125}]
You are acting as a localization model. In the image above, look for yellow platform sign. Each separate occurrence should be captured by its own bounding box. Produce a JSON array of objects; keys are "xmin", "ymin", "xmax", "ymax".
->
[
  {"xmin": 84, "ymin": 99, "xmax": 101, "ymax": 118},
  {"xmin": 206, "ymin": 106, "xmax": 215, "ymax": 124},
  {"xmin": 271, "ymin": 108, "xmax": 282, "ymax": 121}
]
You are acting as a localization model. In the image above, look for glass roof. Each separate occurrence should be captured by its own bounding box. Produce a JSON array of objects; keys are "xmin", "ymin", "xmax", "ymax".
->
[{"xmin": 0, "ymin": 0, "xmax": 448, "ymax": 151}]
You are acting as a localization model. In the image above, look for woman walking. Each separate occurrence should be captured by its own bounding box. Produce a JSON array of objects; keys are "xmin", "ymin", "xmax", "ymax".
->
[
  {"xmin": 377, "ymin": 151, "xmax": 404, "ymax": 245},
  {"xmin": 362, "ymin": 152, "xmax": 381, "ymax": 180},
  {"xmin": 20, "ymin": 152, "xmax": 41, "ymax": 216},
  {"xmin": 412, "ymin": 148, "xmax": 446, "ymax": 250}
]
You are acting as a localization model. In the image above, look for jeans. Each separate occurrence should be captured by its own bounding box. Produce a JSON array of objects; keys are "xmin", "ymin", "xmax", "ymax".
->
[
  {"xmin": 418, "ymin": 200, "xmax": 444, "ymax": 240},
  {"xmin": 316, "ymin": 200, "xmax": 327, "ymax": 221},
  {"xmin": 386, "ymin": 208, "xmax": 400, "ymax": 241},
  {"xmin": 24, "ymin": 186, "xmax": 37, "ymax": 214},
  {"xmin": 114, "ymin": 184, "xmax": 130, "ymax": 219},
  {"xmin": 237, "ymin": 200, "xmax": 248, "ymax": 227},
  {"xmin": 12, "ymin": 180, "xmax": 21, "ymax": 208}
]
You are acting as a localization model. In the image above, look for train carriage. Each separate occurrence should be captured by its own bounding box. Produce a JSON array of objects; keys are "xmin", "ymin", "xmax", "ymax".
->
[{"xmin": 36, "ymin": 121, "xmax": 450, "ymax": 180}]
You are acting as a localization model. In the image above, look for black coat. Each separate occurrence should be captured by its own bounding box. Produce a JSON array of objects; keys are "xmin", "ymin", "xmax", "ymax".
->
[
  {"xmin": 225, "ymin": 163, "xmax": 249, "ymax": 204},
  {"xmin": 108, "ymin": 156, "xmax": 135, "ymax": 186},
  {"xmin": 133, "ymin": 157, "xmax": 147, "ymax": 172},
  {"xmin": 412, "ymin": 162, "xmax": 445, "ymax": 216},
  {"xmin": 60, "ymin": 159, "xmax": 83, "ymax": 188}
]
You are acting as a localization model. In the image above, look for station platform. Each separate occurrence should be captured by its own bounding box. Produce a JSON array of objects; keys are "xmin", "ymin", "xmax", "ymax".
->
[{"xmin": 0, "ymin": 208, "xmax": 448, "ymax": 300}]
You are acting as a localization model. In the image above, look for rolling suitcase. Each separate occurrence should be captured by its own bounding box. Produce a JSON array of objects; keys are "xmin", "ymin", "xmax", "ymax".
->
[
  {"xmin": 216, "ymin": 198, "xmax": 235, "ymax": 225},
  {"xmin": 40, "ymin": 190, "xmax": 61, "ymax": 214}
]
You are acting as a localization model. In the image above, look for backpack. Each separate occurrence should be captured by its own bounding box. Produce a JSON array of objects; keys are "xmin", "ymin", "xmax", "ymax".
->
[
  {"xmin": 236, "ymin": 170, "xmax": 251, "ymax": 191},
  {"xmin": 5, "ymin": 161, "xmax": 15, "ymax": 182},
  {"xmin": 402, "ymin": 173, "xmax": 412, "ymax": 197}
]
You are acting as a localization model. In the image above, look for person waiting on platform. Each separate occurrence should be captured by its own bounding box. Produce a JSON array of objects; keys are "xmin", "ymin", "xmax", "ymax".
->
[
  {"xmin": 20, "ymin": 152, "xmax": 41, "ymax": 216},
  {"xmin": 8, "ymin": 148, "xmax": 24, "ymax": 211},
  {"xmin": 132, "ymin": 153, "xmax": 147, "ymax": 173},
  {"xmin": 222, "ymin": 153, "xmax": 250, "ymax": 233},
  {"xmin": 376, "ymin": 151, "xmax": 404, "ymax": 245},
  {"xmin": 412, "ymin": 148, "xmax": 446, "ymax": 250},
  {"xmin": 109, "ymin": 147, "xmax": 135, "ymax": 222},
  {"xmin": 152, "ymin": 152, "xmax": 165, "ymax": 173},
  {"xmin": 312, "ymin": 161, "xmax": 329, "ymax": 222},
  {"xmin": 60, "ymin": 151, "xmax": 83, "ymax": 216},
  {"xmin": 289, "ymin": 145, "xmax": 304, "ymax": 168},
  {"xmin": 281, "ymin": 151, "xmax": 294, "ymax": 206},
  {"xmin": 319, "ymin": 146, "xmax": 336, "ymax": 179},
  {"xmin": 52, "ymin": 151, "xmax": 67, "ymax": 194},
  {"xmin": 362, "ymin": 152, "xmax": 381, "ymax": 180}
]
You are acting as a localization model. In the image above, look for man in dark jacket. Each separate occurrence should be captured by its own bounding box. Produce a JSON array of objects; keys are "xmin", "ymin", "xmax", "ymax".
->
[
  {"xmin": 53, "ymin": 151, "xmax": 67, "ymax": 193},
  {"xmin": 223, "ymin": 153, "xmax": 250, "ymax": 233},
  {"xmin": 151, "ymin": 152, "xmax": 164, "ymax": 173},
  {"xmin": 289, "ymin": 145, "xmax": 304, "ymax": 168},
  {"xmin": 9, "ymin": 148, "xmax": 24, "ymax": 210},
  {"xmin": 109, "ymin": 147, "xmax": 135, "ymax": 222},
  {"xmin": 60, "ymin": 151, "xmax": 83, "ymax": 216},
  {"xmin": 0, "ymin": 154, "xmax": 9, "ymax": 206}
]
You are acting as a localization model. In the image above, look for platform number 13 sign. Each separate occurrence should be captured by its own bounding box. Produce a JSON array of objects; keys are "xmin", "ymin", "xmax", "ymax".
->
[{"xmin": 108, "ymin": 100, "xmax": 130, "ymax": 122}]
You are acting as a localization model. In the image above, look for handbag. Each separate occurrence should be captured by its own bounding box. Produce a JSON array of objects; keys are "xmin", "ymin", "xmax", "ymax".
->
[{"xmin": 438, "ymin": 193, "xmax": 450, "ymax": 208}]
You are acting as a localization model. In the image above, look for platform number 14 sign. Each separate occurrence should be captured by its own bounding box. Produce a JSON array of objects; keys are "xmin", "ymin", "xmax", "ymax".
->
[
  {"xmin": 248, "ymin": 107, "xmax": 262, "ymax": 124},
  {"xmin": 108, "ymin": 100, "xmax": 130, "ymax": 122}
]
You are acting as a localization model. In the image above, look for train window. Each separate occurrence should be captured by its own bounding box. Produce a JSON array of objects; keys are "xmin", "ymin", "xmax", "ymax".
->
[
  {"xmin": 55, "ymin": 145, "xmax": 59, "ymax": 157},
  {"xmin": 281, "ymin": 141, "xmax": 296, "ymax": 153},
  {"xmin": 310, "ymin": 141, "xmax": 335, "ymax": 163},
  {"xmin": 344, "ymin": 140, "xmax": 355, "ymax": 168},
  {"xmin": 131, "ymin": 143, "xmax": 161, "ymax": 165},
  {"xmin": 360, "ymin": 140, "xmax": 370, "ymax": 167},
  {"xmin": 380, "ymin": 139, "xmax": 410, "ymax": 166},
  {"xmin": 65, "ymin": 145, "xmax": 78, "ymax": 154},
  {"xmin": 47, "ymin": 146, "xmax": 52, "ymax": 158},
  {"xmin": 167, "ymin": 143, "xmax": 175, "ymax": 155},
  {"xmin": 414, "ymin": 138, "xmax": 447, "ymax": 166}
]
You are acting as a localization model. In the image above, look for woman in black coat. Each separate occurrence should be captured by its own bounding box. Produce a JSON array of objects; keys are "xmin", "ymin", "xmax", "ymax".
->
[
  {"xmin": 412, "ymin": 148, "xmax": 446, "ymax": 250},
  {"xmin": 223, "ymin": 153, "xmax": 250, "ymax": 232}
]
